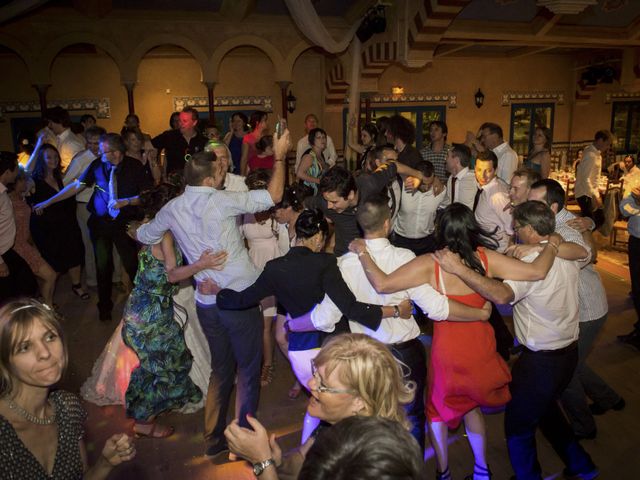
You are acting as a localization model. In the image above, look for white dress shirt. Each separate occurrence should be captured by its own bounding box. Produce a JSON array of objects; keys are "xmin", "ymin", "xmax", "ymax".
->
[
  {"xmin": 394, "ymin": 186, "xmax": 445, "ymax": 239},
  {"xmin": 442, "ymin": 166, "xmax": 477, "ymax": 210},
  {"xmin": 295, "ymin": 134, "xmax": 337, "ymax": 172},
  {"xmin": 505, "ymin": 252, "xmax": 580, "ymax": 351},
  {"xmin": 224, "ymin": 172, "xmax": 248, "ymax": 192},
  {"xmin": 310, "ymin": 238, "xmax": 449, "ymax": 344},
  {"xmin": 0, "ymin": 182, "xmax": 16, "ymax": 263},
  {"xmin": 555, "ymin": 208, "xmax": 608, "ymax": 322},
  {"xmin": 137, "ymin": 186, "xmax": 274, "ymax": 305},
  {"xmin": 63, "ymin": 149, "xmax": 97, "ymax": 203},
  {"xmin": 474, "ymin": 177, "xmax": 513, "ymax": 252},
  {"xmin": 56, "ymin": 128, "xmax": 86, "ymax": 172},
  {"xmin": 492, "ymin": 142, "xmax": 519, "ymax": 184},
  {"xmin": 574, "ymin": 144, "xmax": 602, "ymax": 199}
]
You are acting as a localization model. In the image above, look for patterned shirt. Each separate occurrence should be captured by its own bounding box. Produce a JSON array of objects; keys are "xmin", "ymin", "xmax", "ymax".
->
[
  {"xmin": 420, "ymin": 143, "xmax": 450, "ymax": 182},
  {"xmin": 555, "ymin": 208, "xmax": 608, "ymax": 322}
]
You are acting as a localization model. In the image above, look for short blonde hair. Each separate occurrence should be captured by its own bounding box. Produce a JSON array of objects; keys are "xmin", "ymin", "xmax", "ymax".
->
[
  {"xmin": 0, "ymin": 299, "xmax": 68, "ymax": 397},
  {"xmin": 314, "ymin": 333, "xmax": 415, "ymax": 428}
]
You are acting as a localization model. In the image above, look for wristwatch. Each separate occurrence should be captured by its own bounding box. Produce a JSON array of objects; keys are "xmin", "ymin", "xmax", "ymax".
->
[
  {"xmin": 393, "ymin": 305, "xmax": 400, "ymax": 318},
  {"xmin": 253, "ymin": 458, "xmax": 275, "ymax": 476}
]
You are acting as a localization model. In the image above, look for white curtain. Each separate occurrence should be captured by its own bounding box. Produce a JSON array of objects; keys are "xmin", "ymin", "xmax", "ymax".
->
[{"xmin": 284, "ymin": 0, "xmax": 363, "ymax": 166}]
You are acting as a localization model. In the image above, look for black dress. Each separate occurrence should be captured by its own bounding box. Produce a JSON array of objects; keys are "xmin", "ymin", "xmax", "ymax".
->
[
  {"xmin": 0, "ymin": 390, "xmax": 87, "ymax": 480},
  {"xmin": 29, "ymin": 177, "xmax": 84, "ymax": 273}
]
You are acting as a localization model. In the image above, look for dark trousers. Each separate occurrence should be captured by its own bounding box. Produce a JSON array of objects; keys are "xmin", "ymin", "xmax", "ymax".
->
[
  {"xmin": 505, "ymin": 343, "xmax": 596, "ymax": 480},
  {"xmin": 560, "ymin": 315, "xmax": 621, "ymax": 436},
  {"xmin": 197, "ymin": 302, "xmax": 263, "ymax": 444},
  {"xmin": 390, "ymin": 232, "xmax": 437, "ymax": 256},
  {"xmin": 389, "ymin": 338, "xmax": 427, "ymax": 450},
  {"xmin": 577, "ymin": 196, "xmax": 604, "ymax": 229},
  {"xmin": 0, "ymin": 248, "xmax": 38, "ymax": 304},
  {"xmin": 629, "ymin": 235, "xmax": 640, "ymax": 332},
  {"xmin": 87, "ymin": 215, "xmax": 138, "ymax": 315},
  {"xmin": 490, "ymin": 304, "xmax": 513, "ymax": 361}
]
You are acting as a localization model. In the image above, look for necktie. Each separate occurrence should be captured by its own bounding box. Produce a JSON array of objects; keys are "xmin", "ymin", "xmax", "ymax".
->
[
  {"xmin": 108, "ymin": 165, "xmax": 120, "ymax": 219},
  {"xmin": 473, "ymin": 187, "xmax": 482, "ymax": 212},
  {"xmin": 450, "ymin": 176, "xmax": 457, "ymax": 203}
]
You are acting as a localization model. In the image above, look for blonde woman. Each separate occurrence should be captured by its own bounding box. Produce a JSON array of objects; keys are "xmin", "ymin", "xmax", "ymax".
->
[{"xmin": 224, "ymin": 333, "xmax": 415, "ymax": 480}]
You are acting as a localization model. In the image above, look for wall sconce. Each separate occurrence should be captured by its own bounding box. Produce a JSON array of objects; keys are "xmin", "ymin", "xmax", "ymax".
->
[
  {"xmin": 391, "ymin": 85, "xmax": 404, "ymax": 95},
  {"xmin": 286, "ymin": 90, "xmax": 297, "ymax": 113},
  {"xmin": 474, "ymin": 88, "xmax": 485, "ymax": 108}
]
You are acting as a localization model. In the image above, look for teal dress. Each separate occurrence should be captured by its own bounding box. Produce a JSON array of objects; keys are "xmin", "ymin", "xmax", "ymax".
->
[
  {"xmin": 122, "ymin": 246, "xmax": 202, "ymax": 420},
  {"xmin": 302, "ymin": 149, "xmax": 326, "ymax": 194}
]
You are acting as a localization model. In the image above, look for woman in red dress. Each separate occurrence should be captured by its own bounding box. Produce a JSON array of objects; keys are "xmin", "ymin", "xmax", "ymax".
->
[{"xmin": 351, "ymin": 203, "xmax": 557, "ymax": 480}]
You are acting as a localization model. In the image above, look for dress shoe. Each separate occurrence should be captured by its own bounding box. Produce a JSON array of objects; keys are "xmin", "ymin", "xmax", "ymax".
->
[
  {"xmin": 589, "ymin": 397, "xmax": 625, "ymax": 416},
  {"xmin": 618, "ymin": 332, "xmax": 640, "ymax": 350},
  {"xmin": 563, "ymin": 467, "xmax": 599, "ymax": 479},
  {"xmin": 205, "ymin": 441, "xmax": 229, "ymax": 459}
]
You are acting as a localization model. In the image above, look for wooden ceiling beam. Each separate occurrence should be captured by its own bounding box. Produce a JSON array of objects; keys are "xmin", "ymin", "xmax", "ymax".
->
[
  {"xmin": 434, "ymin": 43, "xmax": 474, "ymax": 57},
  {"xmin": 627, "ymin": 15, "xmax": 640, "ymax": 40},
  {"xmin": 533, "ymin": 13, "xmax": 562, "ymax": 37},
  {"xmin": 507, "ymin": 46, "xmax": 556, "ymax": 58},
  {"xmin": 220, "ymin": 0, "xmax": 256, "ymax": 22}
]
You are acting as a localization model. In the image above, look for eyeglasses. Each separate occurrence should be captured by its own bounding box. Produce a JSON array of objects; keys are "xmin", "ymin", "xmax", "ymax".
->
[{"xmin": 310, "ymin": 360, "xmax": 356, "ymax": 395}]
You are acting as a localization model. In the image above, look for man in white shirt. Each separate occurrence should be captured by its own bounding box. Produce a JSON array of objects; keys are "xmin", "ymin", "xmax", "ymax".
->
[
  {"xmin": 306, "ymin": 195, "xmax": 490, "ymax": 450},
  {"xmin": 0, "ymin": 152, "xmax": 37, "ymax": 301},
  {"xmin": 392, "ymin": 160, "xmax": 445, "ymax": 255},
  {"xmin": 441, "ymin": 143, "xmax": 476, "ymax": 210},
  {"xmin": 295, "ymin": 113, "xmax": 337, "ymax": 171},
  {"xmin": 529, "ymin": 179, "xmax": 624, "ymax": 439},
  {"xmin": 479, "ymin": 122, "xmax": 518, "ymax": 183},
  {"xmin": 436, "ymin": 201, "xmax": 598, "ymax": 480},
  {"xmin": 63, "ymin": 126, "xmax": 106, "ymax": 287},
  {"xmin": 474, "ymin": 151, "xmax": 513, "ymax": 252},
  {"xmin": 136, "ymin": 130, "xmax": 290, "ymax": 458},
  {"xmin": 45, "ymin": 106, "xmax": 86, "ymax": 172},
  {"xmin": 575, "ymin": 130, "xmax": 611, "ymax": 229}
]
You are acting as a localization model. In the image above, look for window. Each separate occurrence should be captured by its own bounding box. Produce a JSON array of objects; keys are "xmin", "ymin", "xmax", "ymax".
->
[
  {"xmin": 509, "ymin": 103, "xmax": 554, "ymax": 158},
  {"xmin": 343, "ymin": 105, "xmax": 446, "ymax": 151},
  {"xmin": 611, "ymin": 102, "xmax": 640, "ymax": 154}
]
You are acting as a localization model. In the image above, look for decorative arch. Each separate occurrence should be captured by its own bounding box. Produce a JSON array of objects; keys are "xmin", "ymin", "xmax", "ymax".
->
[
  {"xmin": 207, "ymin": 35, "xmax": 285, "ymax": 82},
  {"xmin": 126, "ymin": 33, "xmax": 209, "ymax": 83},
  {"xmin": 0, "ymin": 32, "xmax": 39, "ymax": 81},
  {"xmin": 282, "ymin": 40, "xmax": 315, "ymax": 80},
  {"xmin": 37, "ymin": 33, "xmax": 127, "ymax": 84}
]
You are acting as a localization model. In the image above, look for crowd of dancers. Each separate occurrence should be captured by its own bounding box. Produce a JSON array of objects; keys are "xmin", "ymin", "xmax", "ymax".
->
[{"xmin": 0, "ymin": 104, "xmax": 637, "ymax": 480}]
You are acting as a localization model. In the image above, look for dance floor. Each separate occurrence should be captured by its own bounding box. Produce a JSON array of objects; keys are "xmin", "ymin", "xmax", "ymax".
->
[{"xmin": 56, "ymin": 252, "xmax": 640, "ymax": 479}]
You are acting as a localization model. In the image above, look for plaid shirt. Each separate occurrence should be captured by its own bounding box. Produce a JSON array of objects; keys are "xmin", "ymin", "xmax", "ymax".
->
[
  {"xmin": 420, "ymin": 143, "xmax": 450, "ymax": 182},
  {"xmin": 555, "ymin": 208, "xmax": 608, "ymax": 322}
]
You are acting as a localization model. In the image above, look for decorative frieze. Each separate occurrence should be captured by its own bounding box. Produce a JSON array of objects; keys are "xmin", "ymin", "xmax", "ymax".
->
[
  {"xmin": 501, "ymin": 91, "xmax": 565, "ymax": 106},
  {"xmin": 353, "ymin": 93, "xmax": 458, "ymax": 108},
  {"xmin": 605, "ymin": 91, "xmax": 640, "ymax": 103},
  {"xmin": 174, "ymin": 96, "xmax": 273, "ymax": 112},
  {"xmin": 0, "ymin": 98, "xmax": 111, "ymax": 118}
]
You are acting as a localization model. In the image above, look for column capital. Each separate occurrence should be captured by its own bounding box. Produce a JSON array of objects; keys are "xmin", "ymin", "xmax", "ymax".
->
[
  {"xmin": 203, "ymin": 81, "xmax": 217, "ymax": 89},
  {"xmin": 122, "ymin": 81, "xmax": 136, "ymax": 91},
  {"xmin": 277, "ymin": 81, "xmax": 292, "ymax": 90}
]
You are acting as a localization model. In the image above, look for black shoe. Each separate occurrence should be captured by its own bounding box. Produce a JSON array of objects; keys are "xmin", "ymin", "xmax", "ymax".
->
[
  {"xmin": 617, "ymin": 330, "xmax": 639, "ymax": 343},
  {"xmin": 205, "ymin": 441, "xmax": 229, "ymax": 459},
  {"xmin": 589, "ymin": 398, "xmax": 625, "ymax": 416},
  {"xmin": 563, "ymin": 467, "xmax": 599, "ymax": 479},
  {"xmin": 575, "ymin": 429, "xmax": 597, "ymax": 440}
]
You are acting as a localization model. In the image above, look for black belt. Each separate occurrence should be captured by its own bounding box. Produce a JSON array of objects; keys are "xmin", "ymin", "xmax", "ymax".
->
[
  {"xmin": 391, "ymin": 337, "xmax": 421, "ymax": 351},
  {"xmin": 524, "ymin": 341, "xmax": 577, "ymax": 356}
]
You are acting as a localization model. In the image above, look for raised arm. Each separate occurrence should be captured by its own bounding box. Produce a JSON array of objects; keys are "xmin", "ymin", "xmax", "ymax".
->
[
  {"xmin": 485, "ymin": 236, "xmax": 561, "ymax": 281},
  {"xmin": 266, "ymin": 128, "xmax": 290, "ymax": 204}
]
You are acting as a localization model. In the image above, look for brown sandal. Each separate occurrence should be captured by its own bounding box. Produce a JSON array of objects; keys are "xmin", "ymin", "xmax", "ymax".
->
[
  {"xmin": 133, "ymin": 422, "xmax": 174, "ymax": 439},
  {"xmin": 260, "ymin": 364, "xmax": 274, "ymax": 386}
]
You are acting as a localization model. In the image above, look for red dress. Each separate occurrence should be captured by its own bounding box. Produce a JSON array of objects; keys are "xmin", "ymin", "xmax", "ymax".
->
[{"xmin": 427, "ymin": 249, "xmax": 511, "ymax": 428}]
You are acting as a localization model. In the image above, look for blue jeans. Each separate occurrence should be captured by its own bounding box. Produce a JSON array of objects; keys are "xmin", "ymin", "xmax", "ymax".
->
[
  {"xmin": 505, "ymin": 344, "xmax": 596, "ymax": 480},
  {"xmin": 561, "ymin": 315, "xmax": 621, "ymax": 435},
  {"xmin": 197, "ymin": 303, "xmax": 263, "ymax": 444}
]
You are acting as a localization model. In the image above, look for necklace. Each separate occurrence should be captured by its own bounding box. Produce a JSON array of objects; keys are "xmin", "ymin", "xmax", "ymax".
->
[{"xmin": 6, "ymin": 398, "xmax": 56, "ymax": 425}]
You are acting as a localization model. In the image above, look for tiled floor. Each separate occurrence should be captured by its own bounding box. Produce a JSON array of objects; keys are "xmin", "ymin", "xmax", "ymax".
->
[{"xmin": 52, "ymin": 251, "xmax": 640, "ymax": 479}]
